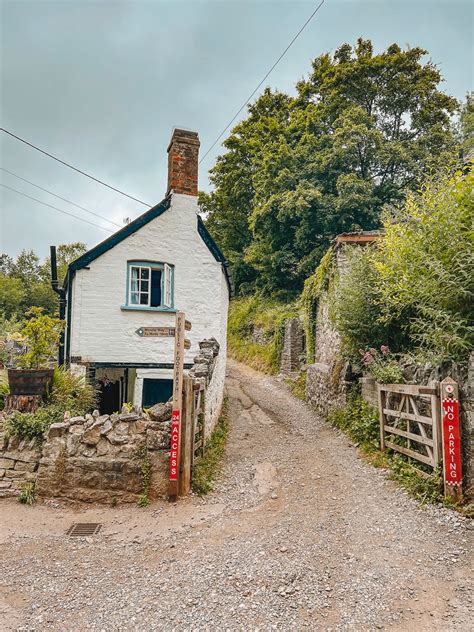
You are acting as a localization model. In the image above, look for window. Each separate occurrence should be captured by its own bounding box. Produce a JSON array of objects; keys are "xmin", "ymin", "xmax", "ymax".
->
[{"xmin": 127, "ymin": 262, "xmax": 173, "ymax": 309}]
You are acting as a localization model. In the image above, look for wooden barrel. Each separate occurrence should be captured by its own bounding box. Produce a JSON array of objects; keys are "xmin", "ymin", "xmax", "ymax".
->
[{"xmin": 7, "ymin": 369, "xmax": 55, "ymax": 396}]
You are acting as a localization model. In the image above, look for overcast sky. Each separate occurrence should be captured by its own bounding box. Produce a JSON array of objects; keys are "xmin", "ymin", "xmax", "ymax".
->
[{"xmin": 1, "ymin": 0, "xmax": 472, "ymax": 260}]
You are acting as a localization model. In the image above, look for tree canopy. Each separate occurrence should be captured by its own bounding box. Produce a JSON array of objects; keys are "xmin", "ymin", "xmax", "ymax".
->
[
  {"xmin": 202, "ymin": 39, "xmax": 459, "ymax": 297},
  {"xmin": 0, "ymin": 242, "xmax": 86, "ymax": 320}
]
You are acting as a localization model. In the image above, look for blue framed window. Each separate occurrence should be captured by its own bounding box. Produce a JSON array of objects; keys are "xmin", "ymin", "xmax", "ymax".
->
[{"xmin": 126, "ymin": 261, "xmax": 174, "ymax": 309}]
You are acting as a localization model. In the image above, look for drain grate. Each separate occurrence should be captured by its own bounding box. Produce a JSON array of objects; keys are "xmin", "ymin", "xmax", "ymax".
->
[{"xmin": 66, "ymin": 523, "xmax": 102, "ymax": 537}]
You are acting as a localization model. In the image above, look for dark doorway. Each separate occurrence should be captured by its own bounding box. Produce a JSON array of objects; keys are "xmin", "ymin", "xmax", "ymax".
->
[
  {"xmin": 142, "ymin": 378, "xmax": 173, "ymax": 408},
  {"xmin": 98, "ymin": 379, "xmax": 121, "ymax": 414}
]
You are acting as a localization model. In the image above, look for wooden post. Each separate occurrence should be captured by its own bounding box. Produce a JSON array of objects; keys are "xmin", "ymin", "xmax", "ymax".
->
[
  {"xmin": 430, "ymin": 382, "xmax": 442, "ymax": 468},
  {"xmin": 440, "ymin": 377, "xmax": 463, "ymax": 503},
  {"xmin": 377, "ymin": 384, "xmax": 386, "ymax": 451},
  {"xmin": 168, "ymin": 311, "xmax": 186, "ymax": 501},
  {"xmin": 178, "ymin": 376, "xmax": 194, "ymax": 497}
]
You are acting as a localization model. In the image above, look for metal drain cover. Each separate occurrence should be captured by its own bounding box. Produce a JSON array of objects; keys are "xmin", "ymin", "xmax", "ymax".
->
[{"xmin": 67, "ymin": 523, "xmax": 102, "ymax": 537}]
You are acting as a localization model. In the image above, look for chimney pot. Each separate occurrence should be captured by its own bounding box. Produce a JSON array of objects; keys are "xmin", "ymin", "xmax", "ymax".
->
[{"xmin": 167, "ymin": 128, "xmax": 200, "ymax": 196}]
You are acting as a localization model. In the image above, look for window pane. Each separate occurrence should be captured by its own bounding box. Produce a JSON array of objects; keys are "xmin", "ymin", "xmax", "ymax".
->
[
  {"xmin": 141, "ymin": 281, "xmax": 149, "ymax": 292},
  {"xmin": 131, "ymin": 267, "xmax": 139, "ymax": 294},
  {"xmin": 150, "ymin": 270, "xmax": 162, "ymax": 307},
  {"xmin": 140, "ymin": 268, "xmax": 149, "ymax": 279},
  {"xmin": 130, "ymin": 292, "xmax": 139, "ymax": 305},
  {"xmin": 139, "ymin": 293, "xmax": 148, "ymax": 305}
]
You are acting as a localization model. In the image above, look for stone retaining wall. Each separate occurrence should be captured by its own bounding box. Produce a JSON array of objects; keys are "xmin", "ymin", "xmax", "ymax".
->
[
  {"xmin": 0, "ymin": 433, "xmax": 41, "ymax": 498},
  {"xmin": 0, "ymin": 338, "xmax": 222, "ymax": 503},
  {"xmin": 36, "ymin": 404, "xmax": 173, "ymax": 503}
]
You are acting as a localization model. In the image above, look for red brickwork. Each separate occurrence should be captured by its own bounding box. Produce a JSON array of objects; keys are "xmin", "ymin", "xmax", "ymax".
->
[{"xmin": 167, "ymin": 129, "xmax": 200, "ymax": 196}]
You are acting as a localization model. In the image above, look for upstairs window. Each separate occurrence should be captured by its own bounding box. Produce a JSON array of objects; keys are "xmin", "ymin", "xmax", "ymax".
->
[{"xmin": 127, "ymin": 262, "xmax": 173, "ymax": 309}]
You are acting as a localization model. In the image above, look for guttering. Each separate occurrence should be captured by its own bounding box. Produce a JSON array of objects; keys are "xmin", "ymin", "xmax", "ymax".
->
[{"xmin": 50, "ymin": 246, "xmax": 66, "ymax": 366}]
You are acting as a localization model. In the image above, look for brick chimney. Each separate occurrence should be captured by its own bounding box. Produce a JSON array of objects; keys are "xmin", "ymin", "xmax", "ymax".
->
[{"xmin": 167, "ymin": 128, "xmax": 200, "ymax": 196}]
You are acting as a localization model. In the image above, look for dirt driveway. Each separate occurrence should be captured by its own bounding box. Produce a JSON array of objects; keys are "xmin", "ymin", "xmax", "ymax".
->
[{"xmin": 1, "ymin": 359, "xmax": 473, "ymax": 631}]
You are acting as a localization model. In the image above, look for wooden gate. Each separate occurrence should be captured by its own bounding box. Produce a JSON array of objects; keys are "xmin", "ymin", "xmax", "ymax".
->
[
  {"xmin": 177, "ymin": 376, "xmax": 206, "ymax": 496},
  {"xmin": 378, "ymin": 383, "xmax": 442, "ymax": 476}
]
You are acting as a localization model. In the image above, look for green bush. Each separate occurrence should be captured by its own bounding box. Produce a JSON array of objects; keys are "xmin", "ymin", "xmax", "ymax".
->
[
  {"xmin": 3, "ymin": 368, "xmax": 97, "ymax": 442},
  {"xmin": 192, "ymin": 400, "xmax": 229, "ymax": 496},
  {"xmin": 18, "ymin": 481, "xmax": 36, "ymax": 505},
  {"xmin": 0, "ymin": 380, "xmax": 9, "ymax": 411},
  {"xmin": 331, "ymin": 247, "xmax": 408, "ymax": 360},
  {"xmin": 49, "ymin": 367, "xmax": 98, "ymax": 414},
  {"xmin": 374, "ymin": 171, "xmax": 474, "ymax": 361},
  {"xmin": 228, "ymin": 297, "xmax": 297, "ymax": 373},
  {"xmin": 328, "ymin": 396, "xmax": 379, "ymax": 447},
  {"xmin": 17, "ymin": 307, "xmax": 64, "ymax": 369},
  {"xmin": 360, "ymin": 347, "xmax": 404, "ymax": 384},
  {"xmin": 4, "ymin": 405, "xmax": 64, "ymax": 442}
]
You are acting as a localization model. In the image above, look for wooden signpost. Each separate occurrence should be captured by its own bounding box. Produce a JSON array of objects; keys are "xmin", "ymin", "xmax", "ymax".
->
[
  {"xmin": 440, "ymin": 377, "xmax": 463, "ymax": 503},
  {"xmin": 134, "ymin": 316, "xmax": 192, "ymax": 500}
]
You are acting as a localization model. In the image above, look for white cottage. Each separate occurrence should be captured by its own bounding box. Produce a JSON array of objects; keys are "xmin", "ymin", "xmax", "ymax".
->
[{"xmin": 59, "ymin": 129, "xmax": 230, "ymax": 417}]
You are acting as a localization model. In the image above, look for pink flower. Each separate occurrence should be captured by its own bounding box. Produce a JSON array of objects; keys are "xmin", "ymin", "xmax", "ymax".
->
[
  {"xmin": 362, "ymin": 351, "xmax": 374, "ymax": 365},
  {"xmin": 380, "ymin": 345, "xmax": 390, "ymax": 355}
]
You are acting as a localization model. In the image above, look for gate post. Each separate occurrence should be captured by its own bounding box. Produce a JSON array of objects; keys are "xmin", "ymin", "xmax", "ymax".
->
[
  {"xmin": 178, "ymin": 376, "xmax": 194, "ymax": 497},
  {"xmin": 440, "ymin": 377, "xmax": 463, "ymax": 503}
]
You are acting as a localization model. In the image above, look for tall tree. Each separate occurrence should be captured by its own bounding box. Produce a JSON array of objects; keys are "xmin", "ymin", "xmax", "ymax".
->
[
  {"xmin": 0, "ymin": 242, "xmax": 87, "ymax": 318},
  {"xmin": 203, "ymin": 39, "xmax": 458, "ymax": 297}
]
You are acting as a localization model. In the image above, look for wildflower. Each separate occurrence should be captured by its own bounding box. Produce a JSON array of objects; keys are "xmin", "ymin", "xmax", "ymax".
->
[{"xmin": 380, "ymin": 345, "xmax": 390, "ymax": 355}]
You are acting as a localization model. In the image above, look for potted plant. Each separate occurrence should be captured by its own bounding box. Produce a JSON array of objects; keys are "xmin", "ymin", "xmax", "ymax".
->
[{"xmin": 8, "ymin": 307, "xmax": 64, "ymax": 398}]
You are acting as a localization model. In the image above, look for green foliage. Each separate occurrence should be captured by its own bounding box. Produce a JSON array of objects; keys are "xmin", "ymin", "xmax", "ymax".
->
[
  {"xmin": 4, "ymin": 405, "xmax": 64, "ymax": 442},
  {"xmin": 329, "ymin": 395, "xmax": 443, "ymax": 505},
  {"xmin": 0, "ymin": 380, "xmax": 9, "ymax": 411},
  {"xmin": 192, "ymin": 399, "xmax": 229, "ymax": 496},
  {"xmin": 134, "ymin": 444, "xmax": 152, "ymax": 507},
  {"xmin": 4, "ymin": 368, "xmax": 96, "ymax": 441},
  {"xmin": 18, "ymin": 481, "xmax": 36, "ymax": 505},
  {"xmin": 328, "ymin": 395, "xmax": 380, "ymax": 447},
  {"xmin": 331, "ymin": 246, "xmax": 407, "ymax": 360},
  {"xmin": 359, "ymin": 347, "xmax": 405, "ymax": 384},
  {"xmin": 458, "ymin": 91, "xmax": 474, "ymax": 155},
  {"xmin": 228, "ymin": 297, "xmax": 298, "ymax": 373},
  {"xmin": 300, "ymin": 249, "xmax": 333, "ymax": 362},
  {"xmin": 50, "ymin": 367, "xmax": 98, "ymax": 415},
  {"xmin": 284, "ymin": 371, "xmax": 307, "ymax": 400},
  {"xmin": 0, "ymin": 275, "xmax": 26, "ymax": 320},
  {"xmin": 0, "ymin": 243, "xmax": 86, "ymax": 320},
  {"xmin": 204, "ymin": 39, "xmax": 458, "ymax": 296},
  {"xmin": 17, "ymin": 307, "xmax": 64, "ymax": 369},
  {"xmin": 388, "ymin": 459, "xmax": 442, "ymax": 505},
  {"xmin": 374, "ymin": 171, "xmax": 474, "ymax": 361}
]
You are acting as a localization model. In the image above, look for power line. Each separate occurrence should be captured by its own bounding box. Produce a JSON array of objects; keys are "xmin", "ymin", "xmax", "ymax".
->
[
  {"xmin": 1, "ymin": 128, "xmax": 151, "ymax": 207},
  {"xmin": 199, "ymin": 0, "xmax": 326, "ymax": 166},
  {"xmin": 1, "ymin": 183, "xmax": 114, "ymax": 233},
  {"xmin": 1, "ymin": 167, "xmax": 122, "ymax": 228}
]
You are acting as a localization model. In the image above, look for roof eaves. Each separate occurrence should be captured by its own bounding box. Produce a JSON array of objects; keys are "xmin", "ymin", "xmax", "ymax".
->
[{"xmin": 68, "ymin": 195, "xmax": 172, "ymax": 274}]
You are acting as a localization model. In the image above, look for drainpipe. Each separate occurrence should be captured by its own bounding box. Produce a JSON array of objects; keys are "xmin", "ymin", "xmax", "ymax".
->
[{"xmin": 50, "ymin": 246, "xmax": 66, "ymax": 366}]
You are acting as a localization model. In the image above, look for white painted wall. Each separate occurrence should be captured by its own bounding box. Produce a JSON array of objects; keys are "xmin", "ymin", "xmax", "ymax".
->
[{"xmin": 69, "ymin": 193, "xmax": 229, "ymax": 369}]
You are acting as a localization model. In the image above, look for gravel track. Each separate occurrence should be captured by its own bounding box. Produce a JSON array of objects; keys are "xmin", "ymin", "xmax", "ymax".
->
[{"xmin": 1, "ymin": 359, "xmax": 473, "ymax": 631}]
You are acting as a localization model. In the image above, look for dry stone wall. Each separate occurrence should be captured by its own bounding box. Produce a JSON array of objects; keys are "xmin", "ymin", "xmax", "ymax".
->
[
  {"xmin": 36, "ymin": 405, "xmax": 172, "ymax": 503},
  {"xmin": 0, "ymin": 338, "xmax": 222, "ymax": 503},
  {"xmin": 0, "ymin": 431, "xmax": 41, "ymax": 498}
]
